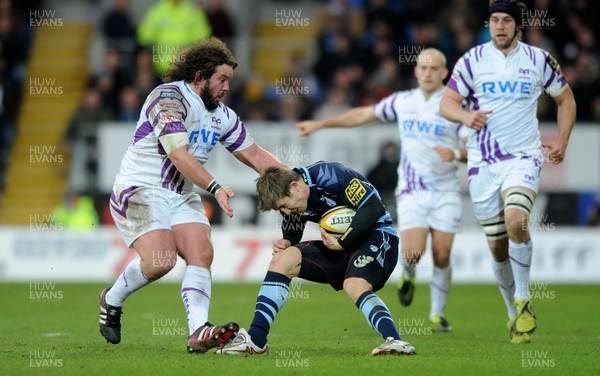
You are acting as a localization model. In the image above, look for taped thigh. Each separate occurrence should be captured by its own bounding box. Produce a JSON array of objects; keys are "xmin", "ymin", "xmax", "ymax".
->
[
  {"xmin": 504, "ymin": 187, "xmax": 535, "ymax": 214},
  {"xmin": 479, "ymin": 215, "xmax": 507, "ymax": 241}
]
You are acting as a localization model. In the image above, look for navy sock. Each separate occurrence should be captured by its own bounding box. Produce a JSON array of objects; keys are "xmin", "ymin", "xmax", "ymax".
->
[
  {"xmin": 248, "ymin": 271, "xmax": 291, "ymax": 348},
  {"xmin": 356, "ymin": 291, "xmax": 401, "ymax": 340}
]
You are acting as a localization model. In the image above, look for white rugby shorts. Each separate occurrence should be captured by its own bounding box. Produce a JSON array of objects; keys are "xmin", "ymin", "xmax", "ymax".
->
[
  {"xmin": 467, "ymin": 157, "xmax": 542, "ymax": 221},
  {"xmin": 110, "ymin": 185, "xmax": 209, "ymax": 247},
  {"xmin": 396, "ymin": 190, "xmax": 462, "ymax": 233}
]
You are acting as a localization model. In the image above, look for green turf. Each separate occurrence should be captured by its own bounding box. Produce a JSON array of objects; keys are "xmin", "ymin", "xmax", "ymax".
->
[{"xmin": 1, "ymin": 282, "xmax": 598, "ymax": 375}]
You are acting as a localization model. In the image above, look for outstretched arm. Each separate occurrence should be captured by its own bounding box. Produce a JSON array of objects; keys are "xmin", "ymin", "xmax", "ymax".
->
[
  {"xmin": 296, "ymin": 106, "xmax": 378, "ymax": 136},
  {"xmin": 233, "ymin": 143, "xmax": 288, "ymax": 174}
]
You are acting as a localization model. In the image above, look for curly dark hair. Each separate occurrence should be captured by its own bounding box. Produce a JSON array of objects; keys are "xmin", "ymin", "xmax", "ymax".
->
[{"xmin": 162, "ymin": 37, "xmax": 238, "ymax": 83}]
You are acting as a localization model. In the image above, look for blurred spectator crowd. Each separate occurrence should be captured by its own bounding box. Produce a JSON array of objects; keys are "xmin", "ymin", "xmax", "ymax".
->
[
  {"xmin": 81, "ymin": 0, "xmax": 600, "ymax": 134},
  {"xmin": 65, "ymin": 0, "xmax": 235, "ymax": 195},
  {"xmin": 0, "ymin": 0, "xmax": 40, "ymax": 189},
  {"xmin": 229, "ymin": 0, "xmax": 600, "ymax": 124},
  {"xmin": 62, "ymin": 0, "xmax": 600, "ymax": 223},
  {"xmin": 1, "ymin": 0, "xmax": 599, "ymax": 212}
]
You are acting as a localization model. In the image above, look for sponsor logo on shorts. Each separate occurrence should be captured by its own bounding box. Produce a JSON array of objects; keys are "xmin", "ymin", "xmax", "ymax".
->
[
  {"xmin": 353, "ymin": 255, "xmax": 374, "ymax": 268},
  {"xmin": 524, "ymin": 174, "xmax": 537, "ymax": 185},
  {"xmin": 345, "ymin": 179, "xmax": 367, "ymax": 206}
]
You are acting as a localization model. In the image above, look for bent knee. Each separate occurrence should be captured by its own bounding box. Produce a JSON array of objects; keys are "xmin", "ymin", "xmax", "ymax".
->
[
  {"xmin": 269, "ymin": 247, "xmax": 301, "ymax": 276},
  {"xmin": 343, "ymin": 277, "xmax": 373, "ymax": 292},
  {"xmin": 343, "ymin": 277, "xmax": 373, "ymax": 302},
  {"xmin": 143, "ymin": 251, "xmax": 177, "ymax": 280}
]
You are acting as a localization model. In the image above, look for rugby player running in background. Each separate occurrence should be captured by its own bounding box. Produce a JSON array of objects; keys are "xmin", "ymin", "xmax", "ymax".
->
[
  {"xmin": 297, "ymin": 48, "xmax": 467, "ymax": 333},
  {"xmin": 440, "ymin": 0, "xmax": 575, "ymax": 343}
]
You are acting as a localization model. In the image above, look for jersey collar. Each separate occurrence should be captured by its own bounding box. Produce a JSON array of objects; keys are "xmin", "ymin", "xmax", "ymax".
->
[
  {"xmin": 183, "ymin": 81, "xmax": 207, "ymax": 110},
  {"xmin": 489, "ymin": 40, "xmax": 522, "ymax": 58},
  {"xmin": 294, "ymin": 166, "xmax": 313, "ymax": 186},
  {"xmin": 418, "ymin": 86, "xmax": 445, "ymax": 102}
]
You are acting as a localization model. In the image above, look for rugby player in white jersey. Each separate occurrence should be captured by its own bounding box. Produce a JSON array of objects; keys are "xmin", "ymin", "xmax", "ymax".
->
[
  {"xmin": 98, "ymin": 38, "xmax": 283, "ymax": 353},
  {"xmin": 440, "ymin": 0, "xmax": 576, "ymax": 343},
  {"xmin": 296, "ymin": 49, "xmax": 467, "ymax": 332}
]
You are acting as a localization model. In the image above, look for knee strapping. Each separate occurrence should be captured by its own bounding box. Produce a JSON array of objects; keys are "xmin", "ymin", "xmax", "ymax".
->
[
  {"xmin": 504, "ymin": 188, "xmax": 535, "ymax": 214},
  {"xmin": 480, "ymin": 215, "xmax": 507, "ymax": 241}
]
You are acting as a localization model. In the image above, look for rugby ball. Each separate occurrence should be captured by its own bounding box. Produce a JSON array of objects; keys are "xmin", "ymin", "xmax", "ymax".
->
[{"xmin": 319, "ymin": 206, "xmax": 356, "ymax": 236}]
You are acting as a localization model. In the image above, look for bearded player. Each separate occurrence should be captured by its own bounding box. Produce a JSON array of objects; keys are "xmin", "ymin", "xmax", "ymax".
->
[{"xmin": 440, "ymin": 0, "xmax": 576, "ymax": 343}]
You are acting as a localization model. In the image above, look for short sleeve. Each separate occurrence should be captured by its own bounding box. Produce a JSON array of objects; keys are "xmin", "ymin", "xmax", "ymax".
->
[
  {"xmin": 447, "ymin": 51, "xmax": 475, "ymax": 98},
  {"xmin": 218, "ymin": 105, "xmax": 255, "ymax": 153},
  {"xmin": 373, "ymin": 92, "xmax": 400, "ymax": 122},
  {"xmin": 542, "ymin": 53, "xmax": 569, "ymax": 97},
  {"xmin": 146, "ymin": 89, "xmax": 191, "ymax": 154}
]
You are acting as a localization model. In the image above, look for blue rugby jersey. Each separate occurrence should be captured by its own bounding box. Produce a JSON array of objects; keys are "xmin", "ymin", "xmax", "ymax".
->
[{"xmin": 280, "ymin": 161, "xmax": 398, "ymax": 241}]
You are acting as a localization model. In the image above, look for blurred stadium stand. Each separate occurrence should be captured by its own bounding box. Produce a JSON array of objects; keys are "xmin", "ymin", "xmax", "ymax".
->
[
  {"xmin": 0, "ymin": 1, "xmax": 93, "ymax": 223},
  {"xmin": 0, "ymin": 0, "xmax": 598, "ymax": 226}
]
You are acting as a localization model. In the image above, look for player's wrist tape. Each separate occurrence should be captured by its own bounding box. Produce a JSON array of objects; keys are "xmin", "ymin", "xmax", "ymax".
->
[
  {"xmin": 453, "ymin": 149, "xmax": 461, "ymax": 160},
  {"xmin": 207, "ymin": 179, "xmax": 222, "ymax": 196}
]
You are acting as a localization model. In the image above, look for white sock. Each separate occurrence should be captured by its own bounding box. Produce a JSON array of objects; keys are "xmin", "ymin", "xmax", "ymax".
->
[
  {"xmin": 509, "ymin": 239, "xmax": 533, "ymax": 300},
  {"xmin": 181, "ymin": 265, "xmax": 212, "ymax": 335},
  {"xmin": 105, "ymin": 258, "xmax": 150, "ymax": 306},
  {"xmin": 430, "ymin": 266, "xmax": 452, "ymax": 319},
  {"xmin": 491, "ymin": 258, "xmax": 517, "ymax": 319}
]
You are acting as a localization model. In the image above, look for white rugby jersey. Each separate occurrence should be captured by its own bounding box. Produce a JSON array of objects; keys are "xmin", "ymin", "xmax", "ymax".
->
[
  {"xmin": 374, "ymin": 87, "xmax": 468, "ymax": 193},
  {"xmin": 447, "ymin": 41, "xmax": 568, "ymax": 168},
  {"xmin": 114, "ymin": 81, "xmax": 254, "ymax": 194}
]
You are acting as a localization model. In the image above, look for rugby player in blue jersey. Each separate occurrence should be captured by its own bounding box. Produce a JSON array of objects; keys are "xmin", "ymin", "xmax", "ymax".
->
[{"xmin": 217, "ymin": 162, "xmax": 416, "ymax": 356}]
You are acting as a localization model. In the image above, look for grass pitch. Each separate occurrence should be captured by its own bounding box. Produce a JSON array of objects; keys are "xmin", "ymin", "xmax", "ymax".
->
[{"xmin": 1, "ymin": 282, "xmax": 598, "ymax": 375}]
